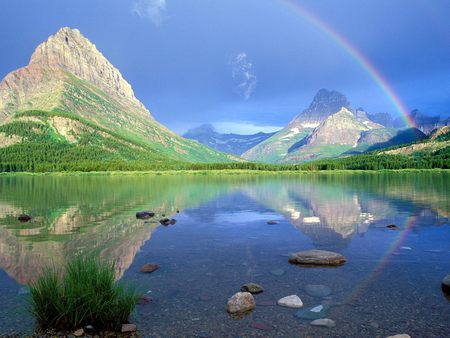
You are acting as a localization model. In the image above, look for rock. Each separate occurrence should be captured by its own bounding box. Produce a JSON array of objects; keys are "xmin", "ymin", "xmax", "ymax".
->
[
  {"xmin": 250, "ymin": 321, "xmax": 273, "ymax": 331},
  {"xmin": 169, "ymin": 218, "xmax": 177, "ymax": 225},
  {"xmin": 73, "ymin": 329, "xmax": 84, "ymax": 337},
  {"xmin": 176, "ymin": 209, "xmax": 180, "ymax": 213},
  {"xmin": 386, "ymin": 335, "xmax": 411, "ymax": 338},
  {"xmin": 289, "ymin": 249, "xmax": 346, "ymax": 266},
  {"xmin": 442, "ymin": 273, "xmax": 450, "ymax": 293},
  {"xmin": 386, "ymin": 224, "xmax": 398, "ymax": 229},
  {"xmin": 139, "ymin": 263, "xmax": 160, "ymax": 273},
  {"xmin": 295, "ymin": 305, "xmax": 329, "ymax": 320},
  {"xmin": 226, "ymin": 292, "xmax": 256, "ymax": 314},
  {"xmin": 162, "ymin": 213, "xmax": 166, "ymax": 217},
  {"xmin": 136, "ymin": 211, "xmax": 155, "ymax": 219},
  {"xmin": 84, "ymin": 325, "xmax": 95, "ymax": 334},
  {"xmin": 121, "ymin": 324, "xmax": 137, "ymax": 333},
  {"xmin": 267, "ymin": 220, "xmax": 279, "ymax": 225},
  {"xmin": 310, "ymin": 318, "xmax": 336, "ymax": 328},
  {"xmin": 241, "ymin": 283, "xmax": 264, "ymax": 294},
  {"xmin": 270, "ymin": 268, "xmax": 285, "ymax": 276},
  {"xmin": 160, "ymin": 218, "xmax": 171, "ymax": 226},
  {"xmin": 18, "ymin": 214, "xmax": 32, "ymax": 222},
  {"xmin": 304, "ymin": 284, "xmax": 332, "ymax": 297},
  {"xmin": 277, "ymin": 295, "xmax": 303, "ymax": 308}
]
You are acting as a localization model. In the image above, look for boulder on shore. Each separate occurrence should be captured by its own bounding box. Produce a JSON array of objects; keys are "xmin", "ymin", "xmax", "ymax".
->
[
  {"xmin": 226, "ymin": 292, "xmax": 256, "ymax": 314},
  {"xmin": 289, "ymin": 249, "xmax": 346, "ymax": 266},
  {"xmin": 136, "ymin": 211, "xmax": 155, "ymax": 219},
  {"xmin": 18, "ymin": 214, "xmax": 32, "ymax": 222}
]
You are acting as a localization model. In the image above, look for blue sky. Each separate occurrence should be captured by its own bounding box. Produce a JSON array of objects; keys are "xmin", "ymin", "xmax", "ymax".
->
[{"xmin": 0, "ymin": 0, "xmax": 449, "ymax": 134}]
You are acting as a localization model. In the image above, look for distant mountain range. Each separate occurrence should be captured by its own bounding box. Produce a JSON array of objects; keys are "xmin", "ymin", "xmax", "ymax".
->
[
  {"xmin": 0, "ymin": 27, "xmax": 237, "ymax": 171},
  {"xmin": 183, "ymin": 124, "xmax": 275, "ymax": 156},
  {"xmin": 0, "ymin": 27, "xmax": 447, "ymax": 170}
]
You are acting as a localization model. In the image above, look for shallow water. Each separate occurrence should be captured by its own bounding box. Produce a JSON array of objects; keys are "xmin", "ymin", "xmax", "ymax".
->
[{"xmin": 0, "ymin": 172, "xmax": 449, "ymax": 337}]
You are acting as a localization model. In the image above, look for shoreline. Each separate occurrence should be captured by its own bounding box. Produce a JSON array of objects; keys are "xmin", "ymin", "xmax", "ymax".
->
[{"xmin": 0, "ymin": 168, "xmax": 448, "ymax": 176}]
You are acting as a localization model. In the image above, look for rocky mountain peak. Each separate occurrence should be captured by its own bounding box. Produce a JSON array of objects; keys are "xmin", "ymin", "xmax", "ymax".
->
[
  {"xmin": 289, "ymin": 89, "xmax": 350, "ymax": 128},
  {"xmin": 29, "ymin": 27, "xmax": 140, "ymax": 105}
]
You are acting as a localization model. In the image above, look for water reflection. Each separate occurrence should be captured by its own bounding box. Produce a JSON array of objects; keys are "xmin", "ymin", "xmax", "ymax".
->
[{"xmin": 0, "ymin": 173, "xmax": 447, "ymax": 285}]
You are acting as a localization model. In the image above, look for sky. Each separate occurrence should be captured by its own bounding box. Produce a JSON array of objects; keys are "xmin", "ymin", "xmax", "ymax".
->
[{"xmin": 0, "ymin": 0, "xmax": 449, "ymax": 134}]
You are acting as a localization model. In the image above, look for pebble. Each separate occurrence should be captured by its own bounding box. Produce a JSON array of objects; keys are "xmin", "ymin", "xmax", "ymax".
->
[
  {"xmin": 304, "ymin": 284, "xmax": 332, "ymax": 297},
  {"xmin": 73, "ymin": 329, "xmax": 84, "ymax": 337},
  {"xmin": 386, "ymin": 335, "xmax": 411, "ymax": 338},
  {"xmin": 277, "ymin": 295, "xmax": 303, "ymax": 308},
  {"xmin": 270, "ymin": 268, "xmax": 285, "ymax": 276},
  {"xmin": 250, "ymin": 321, "xmax": 273, "ymax": 332},
  {"xmin": 266, "ymin": 220, "xmax": 279, "ymax": 225},
  {"xmin": 310, "ymin": 318, "xmax": 336, "ymax": 328},
  {"xmin": 121, "ymin": 324, "xmax": 137, "ymax": 333}
]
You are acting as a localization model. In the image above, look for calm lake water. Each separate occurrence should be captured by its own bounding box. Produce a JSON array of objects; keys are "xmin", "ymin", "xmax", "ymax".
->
[{"xmin": 0, "ymin": 172, "xmax": 449, "ymax": 337}]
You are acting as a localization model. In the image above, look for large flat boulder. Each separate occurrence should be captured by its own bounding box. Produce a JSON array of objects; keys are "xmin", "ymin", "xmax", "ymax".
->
[{"xmin": 288, "ymin": 249, "xmax": 346, "ymax": 266}]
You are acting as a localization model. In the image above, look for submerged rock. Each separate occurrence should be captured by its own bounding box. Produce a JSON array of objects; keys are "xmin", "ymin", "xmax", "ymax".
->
[
  {"xmin": 289, "ymin": 249, "xmax": 346, "ymax": 266},
  {"xmin": 18, "ymin": 214, "xmax": 32, "ymax": 222},
  {"xmin": 226, "ymin": 292, "xmax": 256, "ymax": 314},
  {"xmin": 121, "ymin": 324, "xmax": 137, "ymax": 333},
  {"xmin": 170, "ymin": 218, "xmax": 177, "ymax": 225},
  {"xmin": 442, "ymin": 273, "xmax": 450, "ymax": 293},
  {"xmin": 277, "ymin": 295, "xmax": 303, "ymax": 308},
  {"xmin": 386, "ymin": 224, "xmax": 398, "ymax": 229},
  {"xmin": 160, "ymin": 218, "xmax": 171, "ymax": 225},
  {"xmin": 386, "ymin": 335, "xmax": 411, "ymax": 338},
  {"xmin": 310, "ymin": 318, "xmax": 336, "ymax": 328},
  {"xmin": 241, "ymin": 283, "xmax": 264, "ymax": 294},
  {"xmin": 83, "ymin": 325, "xmax": 95, "ymax": 334},
  {"xmin": 304, "ymin": 284, "xmax": 332, "ymax": 297},
  {"xmin": 139, "ymin": 263, "xmax": 160, "ymax": 273},
  {"xmin": 295, "ymin": 305, "xmax": 329, "ymax": 320},
  {"xmin": 270, "ymin": 268, "xmax": 285, "ymax": 276},
  {"xmin": 266, "ymin": 220, "xmax": 279, "ymax": 225},
  {"xmin": 136, "ymin": 211, "xmax": 155, "ymax": 219}
]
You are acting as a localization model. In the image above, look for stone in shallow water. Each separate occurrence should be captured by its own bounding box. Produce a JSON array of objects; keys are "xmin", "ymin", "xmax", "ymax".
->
[
  {"xmin": 73, "ymin": 329, "xmax": 84, "ymax": 337},
  {"xmin": 310, "ymin": 318, "xmax": 336, "ymax": 328},
  {"xmin": 266, "ymin": 220, "xmax": 279, "ymax": 225},
  {"xmin": 270, "ymin": 268, "xmax": 285, "ymax": 276},
  {"xmin": 241, "ymin": 283, "xmax": 264, "ymax": 294},
  {"xmin": 139, "ymin": 263, "xmax": 160, "ymax": 273},
  {"xmin": 289, "ymin": 250, "xmax": 346, "ymax": 266},
  {"xmin": 442, "ymin": 273, "xmax": 450, "ymax": 293},
  {"xmin": 295, "ymin": 305, "xmax": 329, "ymax": 320},
  {"xmin": 226, "ymin": 292, "xmax": 256, "ymax": 314},
  {"xmin": 304, "ymin": 284, "xmax": 332, "ymax": 297},
  {"xmin": 386, "ymin": 335, "xmax": 411, "ymax": 338},
  {"xmin": 277, "ymin": 295, "xmax": 303, "ymax": 308}
]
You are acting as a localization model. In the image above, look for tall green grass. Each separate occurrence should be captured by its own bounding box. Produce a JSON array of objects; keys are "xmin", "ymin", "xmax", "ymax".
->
[{"xmin": 29, "ymin": 257, "xmax": 142, "ymax": 331}]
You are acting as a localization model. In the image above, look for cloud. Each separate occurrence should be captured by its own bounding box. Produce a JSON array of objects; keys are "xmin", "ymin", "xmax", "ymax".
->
[
  {"xmin": 132, "ymin": 0, "xmax": 166, "ymax": 26},
  {"xmin": 214, "ymin": 121, "xmax": 281, "ymax": 135},
  {"xmin": 231, "ymin": 52, "xmax": 257, "ymax": 99}
]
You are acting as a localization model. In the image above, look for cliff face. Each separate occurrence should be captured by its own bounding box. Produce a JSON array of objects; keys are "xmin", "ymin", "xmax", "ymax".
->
[{"xmin": 29, "ymin": 27, "xmax": 141, "ymax": 109}]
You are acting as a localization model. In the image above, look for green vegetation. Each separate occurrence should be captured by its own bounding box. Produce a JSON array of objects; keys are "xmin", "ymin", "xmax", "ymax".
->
[{"xmin": 29, "ymin": 257, "xmax": 142, "ymax": 331}]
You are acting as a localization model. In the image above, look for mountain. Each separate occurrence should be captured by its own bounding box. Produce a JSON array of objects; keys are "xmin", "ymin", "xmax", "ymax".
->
[
  {"xmin": 183, "ymin": 124, "xmax": 276, "ymax": 155},
  {"xmin": 0, "ymin": 27, "xmax": 236, "ymax": 171},
  {"xmin": 243, "ymin": 89, "xmax": 426, "ymax": 163}
]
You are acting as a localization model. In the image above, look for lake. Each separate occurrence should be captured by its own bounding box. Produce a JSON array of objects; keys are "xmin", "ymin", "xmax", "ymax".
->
[{"xmin": 0, "ymin": 172, "xmax": 449, "ymax": 337}]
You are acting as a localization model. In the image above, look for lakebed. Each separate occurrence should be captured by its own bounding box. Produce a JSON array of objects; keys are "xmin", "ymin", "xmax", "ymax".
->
[{"xmin": 0, "ymin": 171, "xmax": 448, "ymax": 337}]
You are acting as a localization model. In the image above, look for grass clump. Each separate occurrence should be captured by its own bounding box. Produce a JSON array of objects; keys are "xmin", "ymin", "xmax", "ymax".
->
[{"xmin": 29, "ymin": 256, "xmax": 142, "ymax": 332}]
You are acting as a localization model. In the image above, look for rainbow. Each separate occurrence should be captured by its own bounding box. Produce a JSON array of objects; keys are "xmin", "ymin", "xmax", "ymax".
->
[
  {"xmin": 279, "ymin": 0, "xmax": 415, "ymax": 127},
  {"xmin": 345, "ymin": 216, "xmax": 417, "ymax": 304}
]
